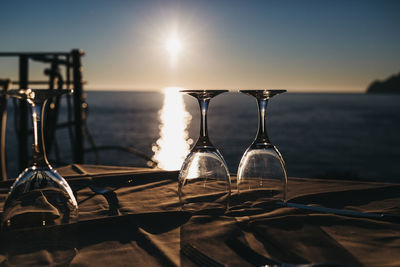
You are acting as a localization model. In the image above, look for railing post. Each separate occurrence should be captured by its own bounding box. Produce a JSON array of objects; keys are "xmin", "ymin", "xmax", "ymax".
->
[
  {"xmin": 43, "ymin": 56, "xmax": 60, "ymax": 154},
  {"xmin": 71, "ymin": 49, "xmax": 85, "ymax": 163},
  {"xmin": 18, "ymin": 55, "xmax": 29, "ymax": 171},
  {"xmin": 0, "ymin": 79, "xmax": 10, "ymax": 180}
]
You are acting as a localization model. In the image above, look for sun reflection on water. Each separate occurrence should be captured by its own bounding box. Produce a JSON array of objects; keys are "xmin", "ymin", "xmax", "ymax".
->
[{"xmin": 152, "ymin": 87, "xmax": 193, "ymax": 170}]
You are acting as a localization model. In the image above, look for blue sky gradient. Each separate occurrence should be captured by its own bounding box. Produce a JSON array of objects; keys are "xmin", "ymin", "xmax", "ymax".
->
[{"xmin": 0, "ymin": 0, "xmax": 399, "ymax": 91}]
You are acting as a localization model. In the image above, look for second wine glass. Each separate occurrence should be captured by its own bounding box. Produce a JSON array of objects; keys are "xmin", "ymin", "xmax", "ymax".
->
[
  {"xmin": 178, "ymin": 90, "xmax": 231, "ymax": 213},
  {"xmin": 237, "ymin": 89, "xmax": 287, "ymax": 205}
]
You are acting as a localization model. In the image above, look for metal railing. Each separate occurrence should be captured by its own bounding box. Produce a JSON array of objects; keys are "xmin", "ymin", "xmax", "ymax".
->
[
  {"xmin": 0, "ymin": 50, "xmax": 158, "ymax": 180},
  {"xmin": 0, "ymin": 50, "xmax": 86, "ymax": 174}
]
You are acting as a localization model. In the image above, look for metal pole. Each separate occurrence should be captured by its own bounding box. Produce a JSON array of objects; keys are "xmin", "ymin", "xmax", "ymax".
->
[
  {"xmin": 71, "ymin": 49, "xmax": 85, "ymax": 163},
  {"xmin": 43, "ymin": 56, "xmax": 59, "ymax": 153},
  {"xmin": 0, "ymin": 79, "xmax": 10, "ymax": 180},
  {"xmin": 18, "ymin": 55, "xmax": 29, "ymax": 171}
]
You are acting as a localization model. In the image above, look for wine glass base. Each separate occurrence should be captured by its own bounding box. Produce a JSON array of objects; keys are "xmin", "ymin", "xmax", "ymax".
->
[{"xmin": 240, "ymin": 89, "xmax": 286, "ymax": 99}]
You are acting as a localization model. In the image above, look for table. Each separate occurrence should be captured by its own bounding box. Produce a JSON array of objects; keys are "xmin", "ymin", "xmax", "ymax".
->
[{"xmin": 0, "ymin": 164, "xmax": 399, "ymax": 266}]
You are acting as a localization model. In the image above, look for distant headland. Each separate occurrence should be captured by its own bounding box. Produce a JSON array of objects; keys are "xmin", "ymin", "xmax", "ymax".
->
[{"xmin": 366, "ymin": 72, "xmax": 400, "ymax": 94}]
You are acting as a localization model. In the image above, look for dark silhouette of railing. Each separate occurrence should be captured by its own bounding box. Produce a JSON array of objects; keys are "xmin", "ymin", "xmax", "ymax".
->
[
  {"xmin": 0, "ymin": 79, "xmax": 10, "ymax": 179},
  {"xmin": 0, "ymin": 50, "xmax": 86, "ymax": 177},
  {"xmin": 0, "ymin": 50, "xmax": 157, "ymax": 180}
]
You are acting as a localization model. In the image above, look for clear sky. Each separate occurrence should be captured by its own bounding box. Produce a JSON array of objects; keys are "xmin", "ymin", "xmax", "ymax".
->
[{"xmin": 0, "ymin": 0, "xmax": 399, "ymax": 92}]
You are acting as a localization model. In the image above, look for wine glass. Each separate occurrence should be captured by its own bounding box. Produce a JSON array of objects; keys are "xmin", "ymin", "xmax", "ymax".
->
[
  {"xmin": 1, "ymin": 89, "xmax": 78, "ymax": 231},
  {"xmin": 178, "ymin": 90, "xmax": 231, "ymax": 213},
  {"xmin": 237, "ymin": 90, "xmax": 287, "ymax": 205}
]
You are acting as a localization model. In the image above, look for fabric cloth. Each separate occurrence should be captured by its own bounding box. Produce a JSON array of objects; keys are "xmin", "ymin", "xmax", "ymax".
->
[{"xmin": 0, "ymin": 164, "xmax": 399, "ymax": 266}]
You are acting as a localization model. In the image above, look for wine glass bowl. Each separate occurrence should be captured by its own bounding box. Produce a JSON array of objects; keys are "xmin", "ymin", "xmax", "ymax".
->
[
  {"xmin": 178, "ymin": 90, "xmax": 231, "ymax": 213},
  {"xmin": 1, "ymin": 89, "xmax": 78, "ymax": 231},
  {"xmin": 237, "ymin": 89, "xmax": 287, "ymax": 204},
  {"xmin": 2, "ymin": 167, "xmax": 78, "ymax": 229}
]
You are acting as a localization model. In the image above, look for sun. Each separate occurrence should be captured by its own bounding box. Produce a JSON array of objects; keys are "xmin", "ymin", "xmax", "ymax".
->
[{"xmin": 166, "ymin": 36, "xmax": 182, "ymax": 55}]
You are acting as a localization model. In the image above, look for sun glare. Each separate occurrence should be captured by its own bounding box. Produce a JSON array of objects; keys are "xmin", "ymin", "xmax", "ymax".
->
[{"xmin": 166, "ymin": 36, "xmax": 182, "ymax": 56}]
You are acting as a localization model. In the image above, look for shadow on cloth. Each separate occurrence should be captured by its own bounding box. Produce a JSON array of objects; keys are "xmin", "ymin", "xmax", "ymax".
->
[{"xmin": 0, "ymin": 211, "xmax": 191, "ymax": 266}]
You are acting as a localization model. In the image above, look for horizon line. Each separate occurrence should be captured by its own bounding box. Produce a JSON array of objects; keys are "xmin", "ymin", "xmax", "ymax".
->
[{"xmin": 83, "ymin": 87, "xmax": 368, "ymax": 94}]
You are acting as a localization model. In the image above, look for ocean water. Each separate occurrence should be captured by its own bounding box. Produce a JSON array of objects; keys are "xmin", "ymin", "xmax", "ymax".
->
[{"xmin": 4, "ymin": 91, "xmax": 400, "ymax": 183}]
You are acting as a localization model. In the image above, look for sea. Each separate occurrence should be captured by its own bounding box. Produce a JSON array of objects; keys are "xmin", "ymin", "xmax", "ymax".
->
[{"xmin": 4, "ymin": 90, "xmax": 400, "ymax": 183}]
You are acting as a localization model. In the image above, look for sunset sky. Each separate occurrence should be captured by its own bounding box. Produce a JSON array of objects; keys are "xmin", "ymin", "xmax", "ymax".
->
[{"xmin": 0, "ymin": 0, "xmax": 399, "ymax": 92}]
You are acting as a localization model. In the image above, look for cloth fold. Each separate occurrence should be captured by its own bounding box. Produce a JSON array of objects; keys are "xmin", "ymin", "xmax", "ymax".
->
[{"xmin": 0, "ymin": 164, "xmax": 398, "ymax": 266}]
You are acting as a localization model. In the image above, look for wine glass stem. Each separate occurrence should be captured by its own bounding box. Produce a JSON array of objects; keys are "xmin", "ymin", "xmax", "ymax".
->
[
  {"xmin": 196, "ymin": 98, "xmax": 211, "ymax": 147},
  {"xmin": 31, "ymin": 101, "xmax": 49, "ymax": 167},
  {"xmin": 255, "ymin": 98, "xmax": 270, "ymax": 144}
]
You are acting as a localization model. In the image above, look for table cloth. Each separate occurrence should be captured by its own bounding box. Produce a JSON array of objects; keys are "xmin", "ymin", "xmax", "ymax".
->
[{"xmin": 0, "ymin": 164, "xmax": 399, "ymax": 266}]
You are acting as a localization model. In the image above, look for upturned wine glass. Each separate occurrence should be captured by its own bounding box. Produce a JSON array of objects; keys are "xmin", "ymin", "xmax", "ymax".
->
[
  {"xmin": 237, "ymin": 90, "xmax": 287, "ymax": 204},
  {"xmin": 1, "ymin": 89, "xmax": 78, "ymax": 231},
  {"xmin": 178, "ymin": 90, "xmax": 231, "ymax": 213}
]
